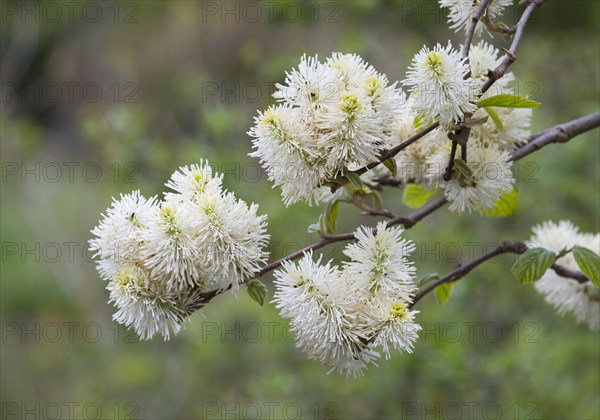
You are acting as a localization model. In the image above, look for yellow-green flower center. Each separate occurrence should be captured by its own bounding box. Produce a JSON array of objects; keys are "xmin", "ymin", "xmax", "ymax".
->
[
  {"xmin": 390, "ymin": 302, "xmax": 408, "ymax": 320},
  {"xmin": 160, "ymin": 206, "xmax": 180, "ymax": 236},
  {"xmin": 363, "ymin": 76, "xmax": 382, "ymax": 98},
  {"xmin": 115, "ymin": 270, "xmax": 135, "ymax": 286},
  {"xmin": 425, "ymin": 51, "xmax": 443, "ymax": 77}
]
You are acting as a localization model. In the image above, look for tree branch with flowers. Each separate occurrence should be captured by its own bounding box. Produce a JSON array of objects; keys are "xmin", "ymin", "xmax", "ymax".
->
[{"xmin": 90, "ymin": 0, "xmax": 600, "ymax": 377}]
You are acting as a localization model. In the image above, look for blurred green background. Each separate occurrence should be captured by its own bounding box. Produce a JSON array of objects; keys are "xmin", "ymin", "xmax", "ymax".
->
[{"xmin": 1, "ymin": 1, "xmax": 599, "ymax": 419}]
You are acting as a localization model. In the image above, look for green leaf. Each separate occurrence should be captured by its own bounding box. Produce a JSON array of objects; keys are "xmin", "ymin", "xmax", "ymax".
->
[
  {"xmin": 511, "ymin": 248, "xmax": 557, "ymax": 284},
  {"xmin": 417, "ymin": 273, "xmax": 439, "ymax": 287},
  {"xmin": 413, "ymin": 115, "xmax": 423, "ymax": 129},
  {"xmin": 453, "ymin": 158, "xmax": 473, "ymax": 179},
  {"xmin": 477, "ymin": 94, "xmax": 541, "ymax": 109},
  {"xmin": 435, "ymin": 282, "xmax": 454, "ymax": 304},
  {"xmin": 382, "ymin": 158, "xmax": 397, "ymax": 176},
  {"xmin": 371, "ymin": 190, "xmax": 383, "ymax": 211},
  {"xmin": 247, "ymin": 280, "xmax": 267, "ymax": 306},
  {"xmin": 480, "ymin": 188, "xmax": 518, "ymax": 217},
  {"xmin": 324, "ymin": 201, "xmax": 340, "ymax": 234},
  {"xmin": 572, "ymin": 246, "xmax": 600, "ymax": 287},
  {"xmin": 402, "ymin": 183, "xmax": 433, "ymax": 209},
  {"xmin": 414, "ymin": 114, "xmax": 438, "ymax": 130},
  {"xmin": 318, "ymin": 214, "xmax": 326, "ymax": 234},
  {"xmin": 346, "ymin": 172, "xmax": 363, "ymax": 189},
  {"xmin": 484, "ymin": 107, "xmax": 504, "ymax": 132},
  {"xmin": 465, "ymin": 116, "xmax": 489, "ymax": 127}
]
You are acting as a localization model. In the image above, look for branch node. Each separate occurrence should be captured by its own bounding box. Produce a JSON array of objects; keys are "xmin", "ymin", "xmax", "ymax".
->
[{"xmin": 501, "ymin": 47, "xmax": 516, "ymax": 61}]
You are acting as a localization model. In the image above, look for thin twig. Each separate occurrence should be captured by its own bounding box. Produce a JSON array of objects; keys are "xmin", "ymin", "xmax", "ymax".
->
[
  {"xmin": 481, "ymin": 0, "xmax": 544, "ymax": 94},
  {"xmin": 353, "ymin": 122, "xmax": 439, "ymax": 176},
  {"xmin": 443, "ymin": 140, "xmax": 459, "ymax": 181},
  {"xmin": 387, "ymin": 197, "xmax": 448, "ymax": 229},
  {"xmin": 343, "ymin": 197, "xmax": 396, "ymax": 219},
  {"xmin": 256, "ymin": 233, "xmax": 354, "ymax": 276},
  {"xmin": 481, "ymin": 16, "xmax": 517, "ymax": 36},
  {"xmin": 462, "ymin": 0, "xmax": 490, "ymax": 59},
  {"xmin": 510, "ymin": 112, "xmax": 600, "ymax": 162},
  {"xmin": 409, "ymin": 240, "xmax": 590, "ymax": 308},
  {"xmin": 372, "ymin": 176, "xmax": 404, "ymax": 188}
]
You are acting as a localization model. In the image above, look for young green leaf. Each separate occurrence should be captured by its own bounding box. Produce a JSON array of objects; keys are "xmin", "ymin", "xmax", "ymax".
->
[
  {"xmin": 480, "ymin": 188, "xmax": 518, "ymax": 217},
  {"xmin": 402, "ymin": 183, "xmax": 433, "ymax": 209},
  {"xmin": 346, "ymin": 172, "xmax": 363, "ymax": 189},
  {"xmin": 511, "ymin": 248, "xmax": 557, "ymax": 284},
  {"xmin": 453, "ymin": 158, "xmax": 473, "ymax": 179},
  {"xmin": 477, "ymin": 94, "xmax": 541, "ymax": 109},
  {"xmin": 435, "ymin": 282, "xmax": 454, "ymax": 304},
  {"xmin": 465, "ymin": 115, "xmax": 489, "ymax": 127},
  {"xmin": 382, "ymin": 158, "xmax": 397, "ymax": 176},
  {"xmin": 325, "ymin": 201, "xmax": 340, "ymax": 234},
  {"xmin": 572, "ymin": 246, "xmax": 600, "ymax": 287},
  {"xmin": 247, "ymin": 280, "xmax": 268, "ymax": 306},
  {"xmin": 413, "ymin": 115, "xmax": 423, "ymax": 129},
  {"xmin": 484, "ymin": 107, "xmax": 504, "ymax": 132},
  {"xmin": 371, "ymin": 190, "xmax": 383, "ymax": 211},
  {"xmin": 318, "ymin": 214, "xmax": 326, "ymax": 235}
]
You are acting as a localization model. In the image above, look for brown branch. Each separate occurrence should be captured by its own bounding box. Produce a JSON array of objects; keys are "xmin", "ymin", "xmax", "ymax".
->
[
  {"xmin": 551, "ymin": 263, "xmax": 590, "ymax": 284},
  {"xmin": 409, "ymin": 240, "xmax": 590, "ymax": 308},
  {"xmin": 480, "ymin": 0, "xmax": 544, "ymax": 94},
  {"xmin": 386, "ymin": 197, "xmax": 448, "ymax": 229},
  {"xmin": 411, "ymin": 241, "xmax": 526, "ymax": 308},
  {"xmin": 443, "ymin": 140, "xmax": 459, "ymax": 181},
  {"xmin": 510, "ymin": 112, "xmax": 600, "ymax": 162},
  {"xmin": 481, "ymin": 16, "xmax": 517, "ymax": 36},
  {"xmin": 372, "ymin": 176, "xmax": 404, "ymax": 188},
  {"xmin": 256, "ymin": 233, "xmax": 354, "ymax": 276},
  {"xmin": 341, "ymin": 197, "xmax": 396, "ymax": 219},
  {"xmin": 352, "ymin": 122, "xmax": 439, "ymax": 176},
  {"xmin": 462, "ymin": 0, "xmax": 490, "ymax": 60}
]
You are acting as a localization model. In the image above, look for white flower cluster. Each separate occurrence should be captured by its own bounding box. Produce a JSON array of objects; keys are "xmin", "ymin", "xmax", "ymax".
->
[
  {"xmin": 393, "ymin": 98, "xmax": 452, "ymax": 184},
  {"xmin": 426, "ymin": 140, "xmax": 514, "ymax": 213},
  {"xmin": 250, "ymin": 37, "xmax": 530, "ymax": 214},
  {"xmin": 439, "ymin": 0, "xmax": 513, "ymax": 34},
  {"xmin": 403, "ymin": 42, "xmax": 479, "ymax": 130},
  {"xmin": 273, "ymin": 222, "xmax": 420, "ymax": 377},
  {"xmin": 529, "ymin": 220, "xmax": 600, "ymax": 331},
  {"xmin": 249, "ymin": 53, "xmax": 404, "ymax": 206},
  {"xmin": 390, "ymin": 41, "xmax": 527, "ymax": 213},
  {"xmin": 90, "ymin": 162, "xmax": 269, "ymax": 340}
]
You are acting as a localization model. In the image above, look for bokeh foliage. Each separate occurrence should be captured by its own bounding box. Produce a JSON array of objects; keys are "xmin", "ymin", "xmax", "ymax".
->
[{"xmin": 1, "ymin": 1, "xmax": 599, "ymax": 418}]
